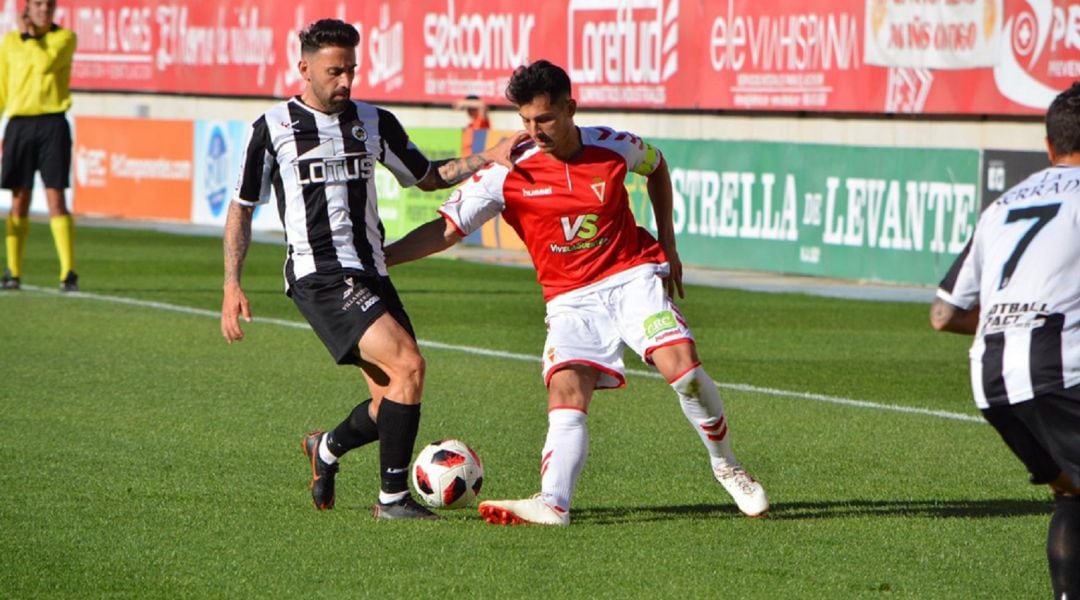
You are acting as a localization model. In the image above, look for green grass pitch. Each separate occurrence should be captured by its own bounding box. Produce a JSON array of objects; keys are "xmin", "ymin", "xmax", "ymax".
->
[{"xmin": 0, "ymin": 223, "xmax": 1051, "ymax": 597}]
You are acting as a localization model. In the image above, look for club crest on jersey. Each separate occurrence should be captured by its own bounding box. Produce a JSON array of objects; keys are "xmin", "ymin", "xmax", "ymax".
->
[
  {"xmin": 350, "ymin": 124, "xmax": 367, "ymax": 142},
  {"xmin": 590, "ymin": 177, "xmax": 606, "ymax": 203},
  {"xmin": 293, "ymin": 139, "xmax": 375, "ymax": 185}
]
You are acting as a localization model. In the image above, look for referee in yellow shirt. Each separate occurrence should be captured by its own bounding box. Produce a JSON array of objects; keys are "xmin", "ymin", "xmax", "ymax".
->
[{"xmin": 1, "ymin": 0, "xmax": 77, "ymax": 291}]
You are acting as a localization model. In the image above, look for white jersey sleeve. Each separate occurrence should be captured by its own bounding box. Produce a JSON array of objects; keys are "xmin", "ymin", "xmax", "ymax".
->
[
  {"xmin": 579, "ymin": 127, "xmax": 664, "ymax": 176},
  {"xmin": 936, "ymin": 208, "xmax": 995, "ymax": 310},
  {"xmin": 437, "ymin": 163, "xmax": 509, "ymax": 236}
]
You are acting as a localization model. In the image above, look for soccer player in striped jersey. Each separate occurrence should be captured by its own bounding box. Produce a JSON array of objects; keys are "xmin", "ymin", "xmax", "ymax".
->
[
  {"xmin": 219, "ymin": 19, "xmax": 518, "ymax": 521},
  {"xmin": 386, "ymin": 60, "xmax": 769, "ymax": 526},
  {"xmin": 932, "ymin": 82, "xmax": 1080, "ymax": 597}
]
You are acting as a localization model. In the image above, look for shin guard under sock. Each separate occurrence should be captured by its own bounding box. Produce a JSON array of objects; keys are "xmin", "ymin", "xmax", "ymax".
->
[
  {"xmin": 539, "ymin": 408, "xmax": 588, "ymax": 511},
  {"xmin": 672, "ymin": 365, "xmax": 738, "ymax": 469},
  {"xmin": 325, "ymin": 399, "xmax": 379, "ymax": 459},
  {"xmin": 376, "ymin": 399, "xmax": 421, "ymax": 495}
]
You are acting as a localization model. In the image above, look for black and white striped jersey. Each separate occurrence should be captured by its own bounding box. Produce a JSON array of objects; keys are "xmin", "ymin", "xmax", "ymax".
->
[
  {"xmin": 938, "ymin": 165, "xmax": 1080, "ymax": 408},
  {"xmin": 234, "ymin": 97, "xmax": 430, "ymax": 285}
]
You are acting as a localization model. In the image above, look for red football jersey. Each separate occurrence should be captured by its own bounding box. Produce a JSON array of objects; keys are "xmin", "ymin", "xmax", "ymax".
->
[{"xmin": 439, "ymin": 126, "xmax": 667, "ymax": 301}]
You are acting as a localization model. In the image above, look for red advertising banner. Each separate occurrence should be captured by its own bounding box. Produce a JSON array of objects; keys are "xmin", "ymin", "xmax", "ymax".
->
[{"xmin": 6, "ymin": 0, "xmax": 1075, "ymax": 116}]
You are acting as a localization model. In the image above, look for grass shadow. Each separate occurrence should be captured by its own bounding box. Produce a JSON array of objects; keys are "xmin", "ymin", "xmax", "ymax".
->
[{"xmin": 572, "ymin": 498, "xmax": 1051, "ymax": 525}]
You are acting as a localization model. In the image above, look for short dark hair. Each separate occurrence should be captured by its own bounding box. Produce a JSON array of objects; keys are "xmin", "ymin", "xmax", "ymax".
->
[
  {"xmin": 505, "ymin": 60, "xmax": 572, "ymax": 106},
  {"xmin": 1047, "ymin": 82, "xmax": 1080, "ymax": 157},
  {"xmin": 299, "ymin": 19, "xmax": 359, "ymax": 55}
]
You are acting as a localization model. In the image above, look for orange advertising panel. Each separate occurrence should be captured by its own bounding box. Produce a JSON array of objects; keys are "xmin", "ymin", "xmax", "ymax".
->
[{"xmin": 73, "ymin": 117, "xmax": 193, "ymax": 221}]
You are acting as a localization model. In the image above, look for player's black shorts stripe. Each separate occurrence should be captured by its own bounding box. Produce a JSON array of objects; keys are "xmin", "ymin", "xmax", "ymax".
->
[{"xmin": 982, "ymin": 331, "xmax": 1008, "ymax": 407}]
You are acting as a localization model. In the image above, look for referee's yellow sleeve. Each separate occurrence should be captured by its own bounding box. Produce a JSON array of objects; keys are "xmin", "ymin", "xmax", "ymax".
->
[{"xmin": 1, "ymin": 28, "xmax": 77, "ymax": 118}]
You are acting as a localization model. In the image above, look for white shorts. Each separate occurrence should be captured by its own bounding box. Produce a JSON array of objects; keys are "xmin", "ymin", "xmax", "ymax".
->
[{"xmin": 541, "ymin": 264, "xmax": 695, "ymax": 389}]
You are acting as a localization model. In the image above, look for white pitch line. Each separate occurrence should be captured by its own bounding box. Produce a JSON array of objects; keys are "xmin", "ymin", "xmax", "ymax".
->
[{"xmin": 27, "ymin": 285, "xmax": 984, "ymax": 424}]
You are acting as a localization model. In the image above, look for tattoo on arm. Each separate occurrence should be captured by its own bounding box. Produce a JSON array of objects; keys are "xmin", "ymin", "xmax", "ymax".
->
[
  {"xmin": 433, "ymin": 154, "xmax": 489, "ymax": 187},
  {"xmin": 223, "ymin": 205, "xmax": 253, "ymax": 286}
]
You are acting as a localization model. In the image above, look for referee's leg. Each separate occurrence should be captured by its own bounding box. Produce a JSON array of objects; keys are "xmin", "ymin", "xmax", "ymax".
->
[
  {"xmin": 5, "ymin": 189, "xmax": 31, "ymax": 282},
  {"xmin": 46, "ymin": 187, "xmax": 76, "ymax": 285}
]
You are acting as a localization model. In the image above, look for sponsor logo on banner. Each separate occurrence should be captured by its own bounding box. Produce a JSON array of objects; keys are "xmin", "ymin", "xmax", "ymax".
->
[
  {"xmin": 73, "ymin": 117, "xmax": 193, "ymax": 221},
  {"xmin": 706, "ymin": 1, "xmax": 861, "ymax": 110},
  {"xmin": 74, "ymin": 145, "xmax": 108, "ymax": 189},
  {"xmin": 367, "ymin": 3, "xmax": 404, "ymax": 93},
  {"xmin": 568, "ymin": 0, "xmax": 678, "ymax": 106},
  {"xmin": 864, "ymin": 0, "xmax": 1002, "ymax": 113},
  {"xmin": 422, "ymin": 0, "xmax": 536, "ymax": 98},
  {"xmin": 994, "ymin": 0, "xmax": 1079, "ymax": 110},
  {"xmin": 668, "ymin": 168, "xmax": 975, "ymax": 254},
  {"xmin": 191, "ymin": 120, "xmax": 278, "ymax": 231},
  {"xmin": 864, "ymin": 0, "xmax": 1001, "ymax": 69},
  {"xmin": 203, "ymin": 125, "xmax": 230, "ymax": 217},
  {"xmin": 68, "ymin": 4, "xmax": 277, "ymax": 89}
]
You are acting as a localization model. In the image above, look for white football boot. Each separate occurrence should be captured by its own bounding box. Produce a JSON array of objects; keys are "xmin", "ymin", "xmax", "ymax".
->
[
  {"xmin": 478, "ymin": 495, "xmax": 570, "ymax": 526},
  {"xmin": 714, "ymin": 465, "xmax": 769, "ymax": 517}
]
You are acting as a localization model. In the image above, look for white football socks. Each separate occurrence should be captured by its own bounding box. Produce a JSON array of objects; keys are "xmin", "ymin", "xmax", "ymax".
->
[
  {"xmin": 539, "ymin": 408, "xmax": 589, "ymax": 512},
  {"xmin": 672, "ymin": 366, "xmax": 739, "ymax": 470}
]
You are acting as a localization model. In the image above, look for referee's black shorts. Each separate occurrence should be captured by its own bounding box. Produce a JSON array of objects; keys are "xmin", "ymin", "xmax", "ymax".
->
[
  {"xmin": 1, "ymin": 113, "xmax": 72, "ymax": 190},
  {"xmin": 288, "ymin": 269, "xmax": 416, "ymax": 366},
  {"xmin": 981, "ymin": 388, "xmax": 1080, "ymax": 488}
]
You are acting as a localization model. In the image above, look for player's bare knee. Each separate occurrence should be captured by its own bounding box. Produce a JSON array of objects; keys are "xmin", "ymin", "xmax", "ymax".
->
[{"xmin": 393, "ymin": 350, "xmax": 426, "ymax": 390}]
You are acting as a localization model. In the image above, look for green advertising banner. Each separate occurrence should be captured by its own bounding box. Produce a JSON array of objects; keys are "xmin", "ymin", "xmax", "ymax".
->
[
  {"xmin": 376, "ymin": 128, "xmax": 461, "ymax": 240},
  {"xmin": 627, "ymin": 140, "xmax": 982, "ymax": 286}
]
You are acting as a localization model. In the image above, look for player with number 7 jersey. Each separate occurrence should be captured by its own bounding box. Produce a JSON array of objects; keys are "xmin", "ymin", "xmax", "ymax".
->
[
  {"xmin": 936, "ymin": 165, "xmax": 1080, "ymax": 408},
  {"xmin": 931, "ymin": 82, "xmax": 1080, "ymax": 598}
]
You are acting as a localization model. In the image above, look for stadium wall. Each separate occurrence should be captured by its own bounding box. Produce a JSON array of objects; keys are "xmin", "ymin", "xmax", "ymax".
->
[
  {"xmin": 3, "ymin": 0, "xmax": 1070, "ymax": 286},
  {"xmin": 44, "ymin": 95, "xmax": 1041, "ymax": 287}
]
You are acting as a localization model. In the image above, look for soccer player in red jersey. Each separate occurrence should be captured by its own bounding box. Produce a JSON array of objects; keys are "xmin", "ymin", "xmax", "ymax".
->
[{"xmin": 387, "ymin": 60, "xmax": 768, "ymax": 526}]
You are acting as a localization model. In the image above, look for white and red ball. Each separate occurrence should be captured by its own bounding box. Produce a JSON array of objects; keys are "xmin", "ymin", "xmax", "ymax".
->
[{"xmin": 411, "ymin": 439, "xmax": 484, "ymax": 509}]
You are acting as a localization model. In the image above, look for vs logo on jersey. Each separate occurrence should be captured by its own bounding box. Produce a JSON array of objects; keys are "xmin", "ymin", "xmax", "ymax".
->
[{"xmin": 560, "ymin": 214, "xmax": 599, "ymax": 241}]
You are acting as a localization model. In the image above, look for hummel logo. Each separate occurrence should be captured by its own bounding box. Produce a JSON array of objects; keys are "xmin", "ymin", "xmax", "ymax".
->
[{"xmin": 523, "ymin": 186, "xmax": 553, "ymax": 197}]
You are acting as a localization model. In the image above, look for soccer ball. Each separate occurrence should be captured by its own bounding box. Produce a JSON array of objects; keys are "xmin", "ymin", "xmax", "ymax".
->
[{"xmin": 411, "ymin": 438, "xmax": 484, "ymax": 509}]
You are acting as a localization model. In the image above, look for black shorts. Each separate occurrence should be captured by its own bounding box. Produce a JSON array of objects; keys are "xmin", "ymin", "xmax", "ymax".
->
[
  {"xmin": 288, "ymin": 270, "xmax": 415, "ymax": 365},
  {"xmin": 981, "ymin": 389, "xmax": 1080, "ymax": 487},
  {"xmin": 1, "ymin": 113, "xmax": 72, "ymax": 190}
]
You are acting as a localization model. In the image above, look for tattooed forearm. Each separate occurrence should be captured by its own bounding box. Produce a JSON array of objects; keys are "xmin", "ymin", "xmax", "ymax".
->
[
  {"xmin": 223, "ymin": 203, "xmax": 253, "ymax": 286},
  {"xmin": 434, "ymin": 154, "xmax": 490, "ymax": 187}
]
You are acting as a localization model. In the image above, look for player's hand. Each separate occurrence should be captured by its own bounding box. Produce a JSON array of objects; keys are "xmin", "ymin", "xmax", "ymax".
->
[
  {"xmin": 664, "ymin": 250, "xmax": 685, "ymax": 300},
  {"xmin": 221, "ymin": 283, "xmax": 252, "ymax": 343},
  {"xmin": 486, "ymin": 130, "xmax": 530, "ymax": 169}
]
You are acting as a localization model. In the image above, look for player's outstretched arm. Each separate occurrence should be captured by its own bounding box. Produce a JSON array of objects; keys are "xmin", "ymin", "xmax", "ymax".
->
[
  {"xmin": 221, "ymin": 202, "xmax": 254, "ymax": 343},
  {"xmin": 385, "ymin": 217, "xmax": 463, "ymax": 267},
  {"xmin": 647, "ymin": 157, "xmax": 684, "ymax": 299},
  {"xmin": 929, "ymin": 297, "xmax": 979, "ymax": 334},
  {"xmin": 416, "ymin": 131, "xmax": 528, "ymax": 190}
]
